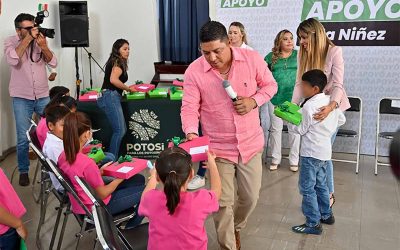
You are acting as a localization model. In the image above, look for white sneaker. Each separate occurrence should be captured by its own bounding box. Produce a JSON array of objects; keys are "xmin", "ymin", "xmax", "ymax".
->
[
  {"xmin": 269, "ymin": 164, "xmax": 278, "ymax": 171},
  {"xmin": 290, "ymin": 165, "xmax": 299, "ymax": 172},
  {"xmin": 188, "ymin": 175, "xmax": 205, "ymax": 190}
]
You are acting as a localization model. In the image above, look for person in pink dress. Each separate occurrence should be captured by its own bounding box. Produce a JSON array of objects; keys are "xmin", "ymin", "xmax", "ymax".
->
[{"xmin": 139, "ymin": 147, "xmax": 221, "ymax": 250}]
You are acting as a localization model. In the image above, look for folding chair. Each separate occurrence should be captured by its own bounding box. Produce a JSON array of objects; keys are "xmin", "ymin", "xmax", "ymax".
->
[
  {"xmin": 332, "ymin": 96, "xmax": 363, "ymax": 174},
  {"xmin": 374, "ymin": 97, "xmax": 400, "ymax": 175},
  {"xmin": 75, "ymin": 176, "xmax": 133, "ymax": 250},
  {"xmin": 45, "ymin": 159, "xmax": 96, "ymax": 250},
  {"xmin": 26, "ymin": 121, "xmax": 47, "ymax": 203},
  {"xmin": 29, "ymin": 139, "xmax": 71, "ymax": 250},
  {"xmin": 46, "ymin": 160, "xmax": 142, "ymax": 249}
]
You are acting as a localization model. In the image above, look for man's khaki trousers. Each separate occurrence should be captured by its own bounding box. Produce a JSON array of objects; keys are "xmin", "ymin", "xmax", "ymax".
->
[{"xmin": 213, "ymin": 152, "xmax": 263, "ymax": 250}]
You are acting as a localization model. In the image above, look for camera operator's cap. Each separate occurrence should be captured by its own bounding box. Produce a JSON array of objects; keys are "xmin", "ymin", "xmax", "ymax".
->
[{"xmin": 38, "ymin": 3, "xmax": 48, "ymax": 11}]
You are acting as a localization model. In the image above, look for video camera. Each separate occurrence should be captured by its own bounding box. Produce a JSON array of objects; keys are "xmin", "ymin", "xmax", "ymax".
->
[{"xmin": 34, "ymin": 10, "xmax": 55, "ymax": 38}]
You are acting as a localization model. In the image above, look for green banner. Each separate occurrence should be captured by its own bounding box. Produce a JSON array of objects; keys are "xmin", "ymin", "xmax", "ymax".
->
[
  {"xmin": 221, "ymin": 0, "xmax": 268, "ymax": 8},
  {"xmin": 302, "ymin": 0, "xmax": 400, "ymax": 22}
]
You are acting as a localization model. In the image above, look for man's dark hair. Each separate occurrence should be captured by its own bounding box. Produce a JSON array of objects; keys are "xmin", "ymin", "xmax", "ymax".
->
[
  {"xmin": 14, "ymin": 13, "xmax": 35, "ymax": 29},
  {"xmin": 199, "ymin": 21, "xmax": 228, "ymax": 43},
  {"xmin": 301, "ymin": 69, "xmax": 327, "ymax": 93}
]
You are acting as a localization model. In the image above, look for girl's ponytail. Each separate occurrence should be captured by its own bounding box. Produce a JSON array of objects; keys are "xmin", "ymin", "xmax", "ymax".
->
[
  {"xmin": 163, "ymin": 171, "xmax": 181, "ymax": 214},
  {"xmin": 156, "ymin": 147, "xmax": 193, "ymax": 215}
]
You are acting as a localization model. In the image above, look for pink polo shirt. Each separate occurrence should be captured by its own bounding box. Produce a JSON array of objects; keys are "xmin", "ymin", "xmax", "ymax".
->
[
  {"xmin": 181, "ymin": 47, "xmax": 277, "ymax": 164},
  {"xmin": 58, "ymin": 152, "xmax": 111, "ymax": 214},
  {"xmin": 0, "ymin": 169, "xmax": 26, "ymax": 235},
  {"xmin": 4, "ymin": 35, "xmax": 57, "ymax": 100},
  {"xmin": 37, "ymin": 118, "xmax": 49, "ymax": 148},
  {"xmin": 139, "ymin": 189, "xmax": 219, "ymax": 250}
]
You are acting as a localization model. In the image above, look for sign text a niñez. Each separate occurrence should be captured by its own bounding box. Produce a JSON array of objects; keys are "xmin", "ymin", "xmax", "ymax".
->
[
  {"xmin": 221, "ymin": 0, "xmax": 268, "ymax": 8},
  {"xmin": 301, "ymin": 0, "xmax": 400, "ymax": 46}
]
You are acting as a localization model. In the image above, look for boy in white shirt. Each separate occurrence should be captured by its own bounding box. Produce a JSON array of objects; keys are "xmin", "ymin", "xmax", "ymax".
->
[
  {"xmin": 43, "ymin": 105, "xmax": 71, "ymax": 191},
  {"xmin": 289, "ymin": 69, "xmax": 345, "ymax": 235}
]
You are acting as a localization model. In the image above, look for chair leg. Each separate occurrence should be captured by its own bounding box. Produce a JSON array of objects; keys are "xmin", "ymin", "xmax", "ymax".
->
[
  {"xmin": 56, "ymin": 205, "xmax": 71, "ymax": 250},
  {"xmin": 49, "ymin": 202, "xmax": 66, "ymax": 250},
  {"xmin": 375, "ymin": 138, "xmax": 379, "ymax": 175},
  {"xmin": 356, "ymin": 137, "xmax": 361, "ymax": 174},
  {"xmin": 32, "ymin": 161, "xmax": 42, "ymax": 203},
  {"xmin": 75, "ymin": 219, "xmax": 87, "ymax": 250},
  {"xmin": 35, "ymin": 182, "xmax": 50, "ymax": 249}
]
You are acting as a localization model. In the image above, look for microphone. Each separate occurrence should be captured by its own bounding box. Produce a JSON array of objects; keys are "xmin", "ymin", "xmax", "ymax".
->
[{"xmin": 222, "ymin": 80, "xmax": 238, "ymax": 102}]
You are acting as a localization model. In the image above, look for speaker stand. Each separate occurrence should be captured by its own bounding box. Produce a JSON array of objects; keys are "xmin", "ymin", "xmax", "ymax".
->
[
  {"xmin": 74, "ymin": 47, "xmax": 81, "ymax": 99},
  {"xmin": 83, "ymin": 47, "xmax": 105, "ymax": 89}
]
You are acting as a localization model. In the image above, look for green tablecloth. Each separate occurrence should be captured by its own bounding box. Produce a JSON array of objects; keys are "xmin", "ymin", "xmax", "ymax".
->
[{"xmin": 77, "ymin": 98, "xmax": 184, "ymax": 159}]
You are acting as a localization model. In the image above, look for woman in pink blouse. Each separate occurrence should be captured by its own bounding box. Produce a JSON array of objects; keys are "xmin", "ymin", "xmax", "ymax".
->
[{"xmin": 292, "ymin": 18, "xmax": 350, "ymax": 207}]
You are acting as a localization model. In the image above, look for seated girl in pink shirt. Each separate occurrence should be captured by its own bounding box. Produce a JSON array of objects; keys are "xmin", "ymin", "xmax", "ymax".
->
[
  {"xmin": 0, "ymin": 169, "xmax": 28, "ymax": 249},
  {"xmin": 58, "ymin": 112, "xmax": 145, "ymax": 229},
  {"xmin": 139, "ymin": 147, "xmax": 221, "ymax": 250}
]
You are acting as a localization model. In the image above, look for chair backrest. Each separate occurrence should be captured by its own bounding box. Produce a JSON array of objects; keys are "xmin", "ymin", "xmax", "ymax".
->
[
  {"xmin": 74, "ymin": 176, "xmax": 108, "ymax": 208},
  {"xmin": 92, "ymin": 205, "xmax": 128, "ymax": 250},
  {"xmin": 379, "ymin": 98, "xmax": 400, "ymax": 115},
  {"xmin": 26, "ymin": 121, "xmax": 42, "ymax": 151},
  {"xmin": 29, "ymin": 134, "xmax": 47, "ymax": 167},
  {"xmin": 347, "ymin": 96, "xmax": 362, "ymax": 112},
  {"xmin": 45, "ymin": 158, "xmax": 93, "ymax": 217}
]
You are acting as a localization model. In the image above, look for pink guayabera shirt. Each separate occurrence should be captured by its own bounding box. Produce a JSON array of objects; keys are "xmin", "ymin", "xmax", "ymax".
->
[
  {"xmin": 4, "ymin": 35, "xmax": 57, "ymax": 100},
  {"xmin": 181, "ymin": 47, "xmax": 277, "ymax": 164}
]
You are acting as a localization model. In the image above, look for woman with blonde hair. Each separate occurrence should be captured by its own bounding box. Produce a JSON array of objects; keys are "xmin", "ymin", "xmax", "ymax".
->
[
  {"xmin": 263, "ymin": 30, "xmax": 300, "ymax": 172},
  {"xmin": 228, "ymin": 21, "xmax": 253, "ymax": 50},
  {"xmin": 292, "ymin": 18, "xmax": 350, "ymax": 207}
]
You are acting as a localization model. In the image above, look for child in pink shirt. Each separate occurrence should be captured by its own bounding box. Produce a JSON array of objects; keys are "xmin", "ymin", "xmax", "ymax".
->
[
  {"xmin": 139, "ymin": 147, "xmax": 221, "ymax": 250},
  {"xmin": 0, "ymin": 169, "xmax": 28, "ymax": 249},
  {"xmin": 58, "ymin": 112, "xmax": 145, "ymax": 228}
]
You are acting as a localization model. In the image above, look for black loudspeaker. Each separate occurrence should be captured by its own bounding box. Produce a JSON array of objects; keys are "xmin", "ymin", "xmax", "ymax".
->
[{"xmin": 59, "ymin": 1, "xmax": 89, "ymax": 47}]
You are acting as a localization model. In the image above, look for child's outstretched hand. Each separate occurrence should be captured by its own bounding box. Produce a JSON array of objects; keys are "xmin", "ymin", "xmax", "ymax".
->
[{"xmin": 203, "ymin": 150, "xmax": 217, "ymax": 169}]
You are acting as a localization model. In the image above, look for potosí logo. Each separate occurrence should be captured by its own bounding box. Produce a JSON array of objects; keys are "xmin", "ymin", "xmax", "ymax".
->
[
  {"xmin": 221, "ymin": 0, "xmax": 268, "ymax": 8},
  {"xmin": 301, "ymin": 0, "xmax": 400, "ymax": 46}
]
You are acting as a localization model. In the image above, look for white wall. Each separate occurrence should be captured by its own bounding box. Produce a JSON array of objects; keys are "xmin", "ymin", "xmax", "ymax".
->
[{"xmin": 0, "ymin": 0, "xmax": 160, "ymax": 155}]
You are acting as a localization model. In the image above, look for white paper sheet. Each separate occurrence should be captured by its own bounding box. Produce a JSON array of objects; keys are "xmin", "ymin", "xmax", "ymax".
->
[
  {"xmin": 138, "ymin": 86, "xmax": 149, "ymax": 90},
  {"xmin": 190, "ymin": 145, "xmax": 209, "ymax": 155},
  {"xmin": 117, "ymin": 166, "xmax": 134, "ymax": 173},
  {"xmin": 391, "ymin": 100, "xmax": 400, "ymax": 108},
  {"xmin": 158, "ymin": 91, "xmax": 167, "ymax": 95},
  {"xmin": 88, "ymin": 95, "xmax": 98, "ymax": 99}
]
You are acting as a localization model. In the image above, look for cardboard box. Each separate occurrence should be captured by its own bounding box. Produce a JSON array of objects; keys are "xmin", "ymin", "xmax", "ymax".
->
[
  {"xmin": 168, "ymin": 136, "xmax": 210, "ymax": 162},
  {"xmin": 169, "ymin": 87, "xmax": 183, "ymax": 101},
  {"xmin": 103, "ymin": 158, "xmax": 152, "ymax": 179},
  {"xmin": 79, "ymin": 93, "xmax": 98, "ymax": 102},
  {"xmin": 126, "ymin": 91, "xmax": 146, "ymax": 100},
  {"xmin": 130, "ymin": 84, "xmax": 155, "ymax": 93},
  {"xmin": 82, "ymin": 142, "xmax": 103, "ymax": 154},
  {"xmin": 148, "ymin": 88, "xmax": 168, "ymax": 98},
  {"xmin": 172, "ymin": 79, "xmax": 184, "ymax": 87},
  {"xmin": 274, "ymin": 101, "xmax": 302, "ymax": 125}
]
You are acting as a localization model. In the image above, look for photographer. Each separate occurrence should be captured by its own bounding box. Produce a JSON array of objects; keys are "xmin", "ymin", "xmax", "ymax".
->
[{"xmin": 4, "ymin": 13, "xmax": 57, "ymax": 186}]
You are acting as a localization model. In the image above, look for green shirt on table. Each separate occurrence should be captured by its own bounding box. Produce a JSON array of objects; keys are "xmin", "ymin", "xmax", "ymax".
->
[{"xmin": 264, "ymin": 50, "xmax": 297, "ymax": 106}]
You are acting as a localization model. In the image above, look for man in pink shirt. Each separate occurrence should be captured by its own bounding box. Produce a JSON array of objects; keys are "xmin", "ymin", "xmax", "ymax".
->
[
  {"xmin": 4, "ymin": 13, "xmax": 57, "ymax": 186},
  {"xmin": 181, "ymin": 21, "xmax": 277, "ymax": 250}
]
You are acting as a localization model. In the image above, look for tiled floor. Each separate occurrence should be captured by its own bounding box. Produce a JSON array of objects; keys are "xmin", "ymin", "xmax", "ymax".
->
[{"xmin": 1, "ymin": 152, "xmax": 399, "ymax": 250}]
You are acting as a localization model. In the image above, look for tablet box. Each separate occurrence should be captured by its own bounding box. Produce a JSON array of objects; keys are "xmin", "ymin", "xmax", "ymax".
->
[
  {"xmin": 130, "ymin": 84, "xmax": 155, "ymax": 93},
  {"xmin": 80, "ymin": 93, "xmax": 98, "ymax": 102},
  {"xmin": 274, "ymin": 101, "xmax": 302, "ymax": 126},
  {"xmin": 82, "ymin": 142, "xmax": 103, "ymax": 154},
  {"xmin": 169, "ymin": 87, "xmax": 183, "ymax": 101},
  {"xmin": 126, "ymin": 91, "xmax": 146, "ymax": 100},
  {"xmin": 168, "ymin": 136, "xmax": 210, "ymax": 162},
  {"xmin": 103, "ymin": 158, "xmax": 152, "ymax": 179},
  {"xmin": 148, "ymin": 88, "xmax": 168, "ymax": 98},
  {"xmin": 172, "ymin": 79, "xmax": 184, "ymax": 87}
]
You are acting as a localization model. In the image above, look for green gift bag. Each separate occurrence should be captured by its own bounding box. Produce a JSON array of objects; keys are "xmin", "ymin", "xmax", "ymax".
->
[
  {"xmin": 148, "ymin": 88, "xmax": 168, "ymax": 98},
  {"xmin": 169, "ymin": 87, "xmax": 183, "ymax": 101},
  {"xmin": 87, "ymin": 147, "xmax": 106, "ymax": 163},
  {"xmin": 126, "ymin": 91, "xmax": 146, "ymax": 100},
  {"xmin": 20, "ymin": 238, "xmax": 27, "ymax": 250},
  {"xmin": 274, "ymin": 101, "xmax": 302, "ymax": 125}
]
